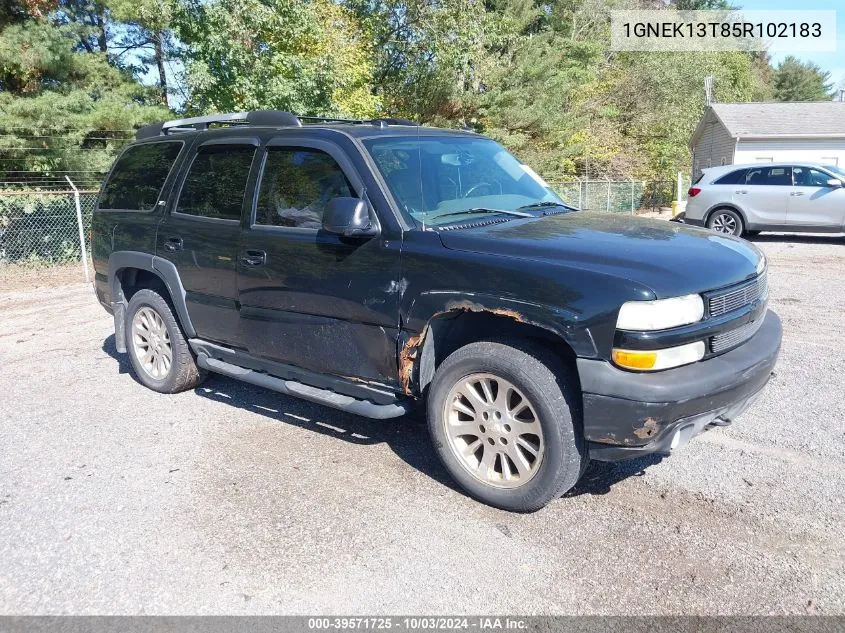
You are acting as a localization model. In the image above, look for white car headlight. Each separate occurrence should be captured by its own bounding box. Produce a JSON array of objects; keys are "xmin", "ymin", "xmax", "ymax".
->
[
  {"xmin": 756, "ymin": 253, "xmax": 766, "ymax": 276},
  {"xmin": 616, "ymin": 294, "xmax": 704, "ymax": 331}
]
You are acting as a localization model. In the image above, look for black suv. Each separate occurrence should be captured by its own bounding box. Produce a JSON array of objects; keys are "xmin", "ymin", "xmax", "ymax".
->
[{"xmin": 92, "ymin": 110, "xmax": 781, "ymax": 511}]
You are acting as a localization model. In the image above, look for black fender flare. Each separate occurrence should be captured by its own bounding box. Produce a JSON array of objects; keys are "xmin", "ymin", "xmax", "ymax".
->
[
  {"xmin": 399, "ymin": 291, "xmax": 596, "ymax": 394},
  {"xmin": 108, "ymin": 251, "xmax": 196, "ymax": 352}
]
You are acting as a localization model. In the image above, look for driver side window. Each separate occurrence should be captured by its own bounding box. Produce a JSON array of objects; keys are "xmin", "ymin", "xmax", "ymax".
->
[{"xmin": 255, "ymin": 148, "xmax": 353, "ymax": 229}]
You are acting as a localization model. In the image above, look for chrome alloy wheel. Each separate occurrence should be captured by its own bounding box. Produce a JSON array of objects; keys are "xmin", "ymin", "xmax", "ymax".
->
[
  {"xmin": 711, "ymin": 212, "xmax": 738, "ymax": 234},
  {"xmin": 131, "ymin": 306, "xmax": 172, "ymax": 380},
  {"xmin": 443, "ymin": 373, "xmax": 545, "ymax": 489}
]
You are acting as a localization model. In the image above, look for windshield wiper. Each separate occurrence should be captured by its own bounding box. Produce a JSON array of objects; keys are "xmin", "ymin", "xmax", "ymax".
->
[
  {"xmin": 428, "ymin": 207, "xmax": 533, "ymax": 221},
  {"xmin": 517, "ymin": 201, "xmax": 579, "ymax": 212}
]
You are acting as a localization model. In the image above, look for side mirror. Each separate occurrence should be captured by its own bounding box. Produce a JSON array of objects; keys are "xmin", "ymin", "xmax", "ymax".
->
[
  {"xmin": 322, "ymin": 197, "xmax": 378, "ymax": 237},
  {"xmin": 826, "ymin": 178, "xmax": 842, "ymax": 188}
]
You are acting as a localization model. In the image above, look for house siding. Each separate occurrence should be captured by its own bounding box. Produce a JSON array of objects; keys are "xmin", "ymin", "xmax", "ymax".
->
[
  {"xmin": 691, "ymin": 111, "xmax": 735, "ymax": 179},
  {"xmin": 734, "ymin": 139, "xmax": 845, "ymax": 167}
]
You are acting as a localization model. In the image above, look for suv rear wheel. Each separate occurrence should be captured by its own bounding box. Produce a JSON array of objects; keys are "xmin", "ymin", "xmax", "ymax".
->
[
  {"xmin": 707, "ymin": 208, "xmax": 744, "ymax": 236},
  {"xmin": 427, "ymin": 340, "xmax": 585, "ymax": 512},
  {"xmin": 125, "ymin": 289, "xmax": 206, "ymax": 393}
]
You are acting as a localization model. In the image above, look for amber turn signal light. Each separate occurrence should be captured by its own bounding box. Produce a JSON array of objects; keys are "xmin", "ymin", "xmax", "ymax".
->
[{"xmin": 612, "ymin": 349, "xmax": 658, "ymax": 370}]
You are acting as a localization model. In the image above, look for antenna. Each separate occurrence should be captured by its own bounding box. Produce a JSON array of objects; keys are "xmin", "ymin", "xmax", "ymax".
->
[{"xmin": 704, "ymin": 76, "xmax": 714, "ymax": 106}]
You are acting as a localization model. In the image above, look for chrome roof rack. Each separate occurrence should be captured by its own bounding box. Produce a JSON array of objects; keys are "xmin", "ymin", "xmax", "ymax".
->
[{"xmin": 136, "ymin": 110, "xmax": 418, "ymax": 140}]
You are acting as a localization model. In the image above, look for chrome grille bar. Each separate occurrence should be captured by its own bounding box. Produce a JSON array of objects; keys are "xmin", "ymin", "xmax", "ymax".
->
[
  {"xmin": 708, "ymin": 272, "xmax": 768, "ymax": 318},
  {"xmin": 710, "ymin": 317, "xmax": 765, "ymax": 354}
]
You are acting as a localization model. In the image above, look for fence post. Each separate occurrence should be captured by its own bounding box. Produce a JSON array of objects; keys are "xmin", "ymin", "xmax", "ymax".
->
[
  {"xmin": 630, "ymin": 180, "xmax": 635, "ymax": 215},
  {"xmin": 605, "ymin": 178, "xmax": 611, "ymax": 213},
  {"xmin": 575, "ymin": 176, "xmax": 583, "ymax": 210},
  {"xmin": 65, "ymin": 175, "xmax": 90, "ymax": 283}
]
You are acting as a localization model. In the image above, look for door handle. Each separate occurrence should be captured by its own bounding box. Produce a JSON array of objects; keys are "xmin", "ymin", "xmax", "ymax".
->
[
  {"xmin": 735, "ymin": 190, "xmax": 747, "ymax": 194},
  {"xmin": 241, "ymin": 250, "xmax": 266, "ymax": 267},
  {"xmin": 164, "ymin": 237, "xmax": 183, "ymax": 251},
  {"xmin": 791, "ymin": 191, "xmax": 805, "ymax": 196}
]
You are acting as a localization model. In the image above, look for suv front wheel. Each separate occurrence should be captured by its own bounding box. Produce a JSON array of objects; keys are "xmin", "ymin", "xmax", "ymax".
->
[
  {"xmin": 427, "ymin": 340, "xmax": 585, "ymax": 512},
  {"xmin": 125, "ymin": 289, "xmax": 206, "ymax": 393}
]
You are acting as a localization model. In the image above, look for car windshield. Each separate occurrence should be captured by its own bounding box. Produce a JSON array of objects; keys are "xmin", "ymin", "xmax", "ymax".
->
[
  {"xmin": 362, "ymin": 135, "xmax": 565, "ymax": 226},
  {"xmin": 823, "ymin": 165, "xmax": 845, "ymax": 179}
]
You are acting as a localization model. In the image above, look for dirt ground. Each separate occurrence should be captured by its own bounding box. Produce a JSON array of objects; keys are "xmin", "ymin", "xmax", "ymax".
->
[{"xmin": 0, "ymin": 234, "xmax": 843, "ymax": 615}]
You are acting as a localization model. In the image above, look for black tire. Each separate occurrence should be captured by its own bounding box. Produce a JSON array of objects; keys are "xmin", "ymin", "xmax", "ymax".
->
[
  {"xmin": 125, "ymin": 288, "xmax": 206, "ymax": 393},
  {"xmin": 707, "ymin": 208, "xmax": 744, "ymax": 236},
  {"xmin": 426, "ymin": 340, "xmax": 586, "ymax": 512}
]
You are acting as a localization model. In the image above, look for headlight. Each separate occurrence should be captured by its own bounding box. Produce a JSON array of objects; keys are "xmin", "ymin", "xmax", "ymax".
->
[
  {"xmin": 616, "ymin": 294, "xmax": 704, "ymax": 331},
  {"xmin": 612, "ymin": 341, "xmax": 705, "ymax": 371},
  {"xmin": 756, "ymin": 253, "xmax": 766, "ymax": 275}
]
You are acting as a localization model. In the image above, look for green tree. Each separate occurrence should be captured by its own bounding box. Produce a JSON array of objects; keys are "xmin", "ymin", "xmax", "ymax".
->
[
  {"xmin": 0, "ymin": 17, "xmax": 168, "ymax": 175},
  {"xmin": 107, "ymin": 0, "xmax": 181, "ymax": 106},
  {"xmin": 772, "ymin": 56, "xmax": 833, "ymax": 101},
  {"xmin": 176, "ymin": 0, "xmax": 378, "ymax": 117}
]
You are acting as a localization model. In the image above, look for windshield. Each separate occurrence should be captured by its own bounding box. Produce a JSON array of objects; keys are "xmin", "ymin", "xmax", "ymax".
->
[
  {"xmin": 823, "ymin": 165, "xmax": 845, "ymax": 179},
  {"xmin": 362, "ymin": 135, "xmax": 564, "ymax": 226}
]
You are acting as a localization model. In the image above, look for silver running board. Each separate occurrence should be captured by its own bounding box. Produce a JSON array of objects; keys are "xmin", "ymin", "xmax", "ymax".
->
[{"xmin": 196, "ymin": 354, "xmax": 410, "ymax": 420}]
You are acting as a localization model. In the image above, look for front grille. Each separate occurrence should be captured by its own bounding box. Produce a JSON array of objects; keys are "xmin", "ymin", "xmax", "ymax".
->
[
  {"xmin": 708, "ymin": 272, "xmax": 768, "ymax": 317},
  {"xmin": 710, "ymin": 317, "xmax": 764, "ymax": 353}
]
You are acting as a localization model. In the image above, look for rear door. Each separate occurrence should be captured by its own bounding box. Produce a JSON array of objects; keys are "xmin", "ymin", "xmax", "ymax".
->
[
  {"xmin": 236, "ymin": 137, "xmax": 402, "ymax": 385},
  {"xmin": 737, "ymin": 165, "xmax": 791, "ymax": 227},
  {"xmin": 788, "ymin": 166, "xmax": 845, "ymax": 230},
  {"xmin": 156, "ymin": 138, "xmax": 258, "ymax": 346}
]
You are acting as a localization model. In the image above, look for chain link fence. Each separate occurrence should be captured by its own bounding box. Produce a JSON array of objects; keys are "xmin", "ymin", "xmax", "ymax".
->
[
  {"xmin": 0, "ymin": 189, "xmax": 97, "ymax": 288},
  {"xmin": 551, "ymin": 180, "xmax": 678, "ymax": 214}
]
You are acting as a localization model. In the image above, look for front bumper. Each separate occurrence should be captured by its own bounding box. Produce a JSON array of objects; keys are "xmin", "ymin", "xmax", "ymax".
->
[{"xmin": 577, "ymin": 309, "xmax": 782, "ymax": 461}]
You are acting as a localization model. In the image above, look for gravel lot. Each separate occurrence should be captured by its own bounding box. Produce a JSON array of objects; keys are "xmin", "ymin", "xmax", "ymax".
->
[{"xmin": 1, "ymin": 234, "xmax": 843, "ymax": 615}]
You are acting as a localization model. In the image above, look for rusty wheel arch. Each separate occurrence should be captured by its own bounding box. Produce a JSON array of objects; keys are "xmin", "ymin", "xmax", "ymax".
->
[{"xmin": 399, "ymin": 300, "xmax": 579, "ymax": 397}]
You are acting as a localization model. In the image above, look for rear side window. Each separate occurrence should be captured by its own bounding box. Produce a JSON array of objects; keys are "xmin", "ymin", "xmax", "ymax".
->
[
  {"xmin": 745, "ymin": 166, "xmax": 792, "ymax": 186},
  {"xmin": 255, "ymin": 148, "xmax": 353, "ymax": 229},
  {"xmin": 176, "ymin": 145, "xmax": 256, "ymax": 221},
  {"xmin": 713, "ymin": 169, "xmax": 747, "ymax": 185},
  {"xmin": 99, "ymin": 142, "xmax": 182, "ymax": 211}
]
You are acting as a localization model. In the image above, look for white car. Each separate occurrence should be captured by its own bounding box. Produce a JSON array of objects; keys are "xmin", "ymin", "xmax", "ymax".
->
[{"xmin": 684, "ymin": 162, "xmax": 845, "ymax": 236}]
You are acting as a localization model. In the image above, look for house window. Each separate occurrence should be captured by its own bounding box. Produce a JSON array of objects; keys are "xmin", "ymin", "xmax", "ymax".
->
[
  {"xmin": 720, "ymin": 157, "xmax": 727, "ymax": 165},
  {"xmin": 821, "ymin": 157, "xmax": 839, "ymax": 166},
  {"xmin": 755, "ymin": 157, "xmax": 773, "ymax": 163}
]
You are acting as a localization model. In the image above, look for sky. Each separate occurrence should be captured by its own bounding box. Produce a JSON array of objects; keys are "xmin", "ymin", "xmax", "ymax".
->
[{"xmin": 737, "ymin": 0, "xmax": 845, "ymax": 92}]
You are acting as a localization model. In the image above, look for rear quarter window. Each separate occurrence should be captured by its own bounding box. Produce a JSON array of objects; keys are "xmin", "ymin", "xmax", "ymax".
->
[{"xmin": 99, "ymin": 141, "xmax": 183, "ymax": 211}]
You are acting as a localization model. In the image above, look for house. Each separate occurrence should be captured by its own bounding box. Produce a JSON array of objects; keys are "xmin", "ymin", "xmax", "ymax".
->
[{"xmin": 689, "ymin": 102, "xmax": 845, "ymax": 179}]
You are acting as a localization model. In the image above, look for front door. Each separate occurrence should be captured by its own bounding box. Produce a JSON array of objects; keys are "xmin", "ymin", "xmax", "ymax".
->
[
  {"xmin": 788, "ymin": 166, "xmax": 845, "ymax": 230},
  {"xmin": 237, "ymin": 138, "xmax": 402, "ymax": 386},
  {"xmin": 157, "ymin": 140, "xmax": 258, "ymax": 346},
  {"xmin": 736, "ymin": 165, "xmax": 792, "ymax": 227}
]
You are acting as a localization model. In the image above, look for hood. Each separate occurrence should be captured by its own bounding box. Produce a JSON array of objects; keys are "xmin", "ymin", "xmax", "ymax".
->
[{"xmin": 437, "ymin": 212, "xmax": 762, "ymax": 298}]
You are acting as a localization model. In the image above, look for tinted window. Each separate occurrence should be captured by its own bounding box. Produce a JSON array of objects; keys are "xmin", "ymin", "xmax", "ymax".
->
[
  {"xmin": 99, "ymin": 142, "xmax": 182, "ymax": 210},
  {"xmin": 255, "ymin": 148, "xmax": 353, "ymax": 229},
  {"xmin": 714, "ymin": 169, "xmax": 747, "ymax": 185},
  {"xmin": 793, "ymin": 166, "xmax": 833, "ymax": 187},
  {"xmin": 176, "ymin": 145, "xmax": 255, "ymax": 221},
  {"xmin": 744, "ymin": 166, "xmax": 792, "ymax": 186}
]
